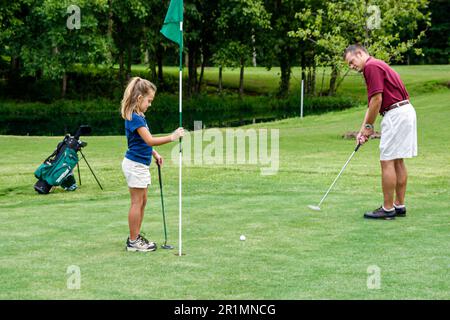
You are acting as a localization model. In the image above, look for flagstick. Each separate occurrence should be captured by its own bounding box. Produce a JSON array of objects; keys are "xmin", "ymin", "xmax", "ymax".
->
[{"xmin": 178, "ymin": 21, "xmax": 183, "ymax": 257}]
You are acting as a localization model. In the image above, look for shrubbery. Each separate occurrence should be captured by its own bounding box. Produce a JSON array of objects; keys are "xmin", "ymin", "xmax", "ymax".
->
[
  {"xmin": 0, "ymin": 66, "xmax": 362, "ymax": 136},
  {"xmin": 0, "ymin": 94, "xmax": 360, "ymax": 136}
]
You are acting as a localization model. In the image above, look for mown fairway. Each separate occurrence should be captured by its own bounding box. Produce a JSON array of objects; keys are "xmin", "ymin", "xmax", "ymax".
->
[{"xmin": 0, "ymin": 66, "xmax": 449, "ymax": 299}]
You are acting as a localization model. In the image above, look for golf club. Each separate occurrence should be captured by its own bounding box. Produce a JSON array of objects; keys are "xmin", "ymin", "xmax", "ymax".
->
[
  {"xmin": 308, "ymin": 143, "xmax": 362, "ymax": 211},
  {"xmin": 157, "ymin": 162, "xmax": 174, "ymax": 249}
]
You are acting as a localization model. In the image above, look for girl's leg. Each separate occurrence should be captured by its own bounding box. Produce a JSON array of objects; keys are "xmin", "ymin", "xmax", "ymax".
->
[
  {"xmin": 128, "ymin": 187, "xmax": 147, "ymax": 241},
  {"xmin": 138, "ymin": 189, "xmax": 147, "ymax": 232}
]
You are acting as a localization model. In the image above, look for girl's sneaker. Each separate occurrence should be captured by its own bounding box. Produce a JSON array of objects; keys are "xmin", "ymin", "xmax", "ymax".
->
[{"xmin": 126, "ymin": 235, "xmax": 157, "ymax": 252}]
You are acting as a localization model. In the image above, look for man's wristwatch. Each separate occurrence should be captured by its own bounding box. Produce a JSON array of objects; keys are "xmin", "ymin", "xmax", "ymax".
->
[{"xmin": 364, "ymin": 123, "xmax": 374, "ymax": 130}]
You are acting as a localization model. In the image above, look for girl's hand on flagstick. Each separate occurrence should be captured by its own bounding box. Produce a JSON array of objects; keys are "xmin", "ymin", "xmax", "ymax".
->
[{"xmin": 171, "ymin": 127, "xmax": 185, "ymax": 141}]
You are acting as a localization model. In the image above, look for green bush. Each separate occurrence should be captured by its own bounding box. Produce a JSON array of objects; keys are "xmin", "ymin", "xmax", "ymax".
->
[
  {"xmin": 0, "ymin": 94, "xmax": 360, "ymax": 136},
  {"xmin": 0, "ymin": 66, "xmax": 180, "ymax": 102}
]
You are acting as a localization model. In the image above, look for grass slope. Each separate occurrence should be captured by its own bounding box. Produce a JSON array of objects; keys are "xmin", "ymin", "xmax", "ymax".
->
[{"xmin": 148, "ymin": 64, "xmax": 450, "ymax": 99}]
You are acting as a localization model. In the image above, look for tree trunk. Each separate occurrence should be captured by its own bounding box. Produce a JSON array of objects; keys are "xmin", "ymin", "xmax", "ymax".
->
[
  {"xmin": 9, "ymin": 56, "xmax": 20, "ymax": 81},
  {"xmin": 319, "ymin": 68, "xmax": 326, "ymax": 96},
  {"xmin": 239, "ymin": 59, "xmax": 245, "ymax": 98},
  {"xmin": 328, "ymin": 65, "xmax": 339, "ymax": 96},
  {"xmin": 311, "ymin": 65, "xmax": 316, "ymax": 96},
  {"xmin": 335, "ymin": 69, "xmax": 350, "ymax": 93},
  {"xmin": 156, "ymin": 45, "xmax": 164, "ymax": 84},
  {"xmin": 107, "ymin": 0, "xmax": 113, "ymax": 37},
  {"xmin": 306, "ymin": 67, "xmax": 312, "ymax": 95},
  {"xmin": 301, "ymin": 52, "xmax": 306, "ymax": 94},
  {"xmin": 187, "ymin": 46, "xmax": 198, "ymax": 97},
  {"xmin": 252, "ymin": 31, "xmax": 257, "ymax": 67},
  {"xmin": 218, "ymin": 66, "xmax": 223, "ymax": 94},
  {"xmin": 149, "ymin": 62, "xmax": 157, "ymax": 82},
  {"xmin": 61, "ymin": 72, "xmax": 67, "ymax": 98},
  {"xmin": 119, "ymin": 50, "xmax": 125, "ymax": 86},
  {"xmin": 196, "ymin": 53, "xmax": 205, "ymax": 94},
  {"xmin": 278, "ymin": 54, "xmax": 291, "ymax": 97},
  {"xmin": 126, "ymin": 44, "xmax": 132, "ymax": 81},
  {"xmin": 106, "ymin": 0, "xmax": 113, "ymax": 62}
]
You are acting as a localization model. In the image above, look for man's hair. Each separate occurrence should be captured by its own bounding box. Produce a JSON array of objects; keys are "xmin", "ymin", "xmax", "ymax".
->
[{"xmin": 343, "ymin": 44, "xmax": 368, "ymax": 60}]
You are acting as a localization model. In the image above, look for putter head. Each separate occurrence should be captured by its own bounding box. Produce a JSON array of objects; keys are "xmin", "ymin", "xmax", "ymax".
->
[
  {"xmin": 307, "ymin": 205, "xmax": 321, "ymax": 211},
  {"xmin": 161, "ymin": 244, "xmax": 174, "ymax": 250}
]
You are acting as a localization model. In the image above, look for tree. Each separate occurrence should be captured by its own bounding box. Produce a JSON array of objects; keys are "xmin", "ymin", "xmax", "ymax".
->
[
  {"xmin": 1, "ymin": 0, "xmax": 110, "ymax": 97},
  {"xmin": 143, "ymin": 0, "xmax": 168, "ymax": 85},
  {"xmin": 216, "ymin": 0, "xmax": 271, "ymax": 98},
  {"xmin": 410, "ymin": 0, "xmax": 449, "ymax": 64},
  {"xmin": 289, "ymin": 0, "xmax": 431, "ymax": 96},
  {"xmin": 261, "ymin": 0, "xmax": 305, "ymax": 97},
  {"xmin": 111, "ymin": 0, "xmax": 150, "ymax": 86}
]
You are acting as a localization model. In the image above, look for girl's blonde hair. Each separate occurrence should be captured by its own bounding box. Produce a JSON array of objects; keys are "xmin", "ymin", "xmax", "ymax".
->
[{"xmin": 120, "ymin": 77, "xmax": 157, "ymax": 120}]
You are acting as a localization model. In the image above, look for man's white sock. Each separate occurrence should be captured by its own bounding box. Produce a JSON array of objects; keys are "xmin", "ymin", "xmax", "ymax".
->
[
  {"xmin": 394, "ymin": 204, "xmax": 405, "ymax": 209},
  {"xmin": 382, "ymin": 206, "xmax": 395, "ymax": 212}
]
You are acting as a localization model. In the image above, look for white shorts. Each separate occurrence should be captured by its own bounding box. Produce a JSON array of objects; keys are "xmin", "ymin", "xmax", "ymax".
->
[
  {"xmin": 379, "ymin": 103, "xmax": 418, "ymax": 161},
  {"xmin": 122, "ymin": 157, "xmax": 151, "ymax": 188}
]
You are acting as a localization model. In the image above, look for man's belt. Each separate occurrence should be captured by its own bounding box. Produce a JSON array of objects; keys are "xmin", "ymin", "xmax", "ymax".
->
[{"xmin": 381, "ymin": 100, "xmax": 410, "ymax": 116}]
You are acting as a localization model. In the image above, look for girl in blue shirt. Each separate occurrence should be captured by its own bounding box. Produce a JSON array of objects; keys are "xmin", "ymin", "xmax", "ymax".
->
[{"xmin": 120, "ymin": 77, "xmax": 184, "ymax": 252}]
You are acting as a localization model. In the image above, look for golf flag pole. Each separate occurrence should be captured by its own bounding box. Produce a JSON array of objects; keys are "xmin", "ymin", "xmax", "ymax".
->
[
  {"xmin": 178, "ymin": 21, "xmax": 183, "ymax": 257},
  {"xmin": 161, "ymin": 0, "xmax": 184, "ymax": 256},
  {"xmin": 300, "ymin": 79, "xmax": 304, "ymax": 119}
]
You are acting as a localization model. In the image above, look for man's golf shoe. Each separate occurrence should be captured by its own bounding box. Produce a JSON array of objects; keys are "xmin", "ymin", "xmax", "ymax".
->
[{"xmin": 364, "ymin": 206, "xmax": 396, "ymax": 220}]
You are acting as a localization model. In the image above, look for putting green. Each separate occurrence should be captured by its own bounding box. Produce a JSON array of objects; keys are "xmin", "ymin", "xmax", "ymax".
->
[{"xmin": 0, "ymin": 88, "xmax": 448, "ymax": 299}]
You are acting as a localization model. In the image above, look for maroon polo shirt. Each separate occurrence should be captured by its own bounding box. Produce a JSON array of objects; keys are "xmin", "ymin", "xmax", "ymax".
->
[{"xmin": 363, "ymin": 57, "xmax": 409, "ymax": 115}]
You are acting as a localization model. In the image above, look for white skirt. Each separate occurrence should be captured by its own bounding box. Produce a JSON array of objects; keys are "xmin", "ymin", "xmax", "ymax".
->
[
  {"xmin": 379, "ymin": 103, "xmax": 418, "ymax": 161},
  {"xmin": 122, "ymin": 157, "xmax": 151, "ymax": 188}
]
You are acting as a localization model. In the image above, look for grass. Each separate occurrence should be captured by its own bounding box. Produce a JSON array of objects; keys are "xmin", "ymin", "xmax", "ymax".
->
[
  {"xmin": 0, "ymin": 81, "xmax": 449, "ymax": 299},
  {"xmin": 132, "ymin": 64, "xmax": 450, "ymax": 100}
]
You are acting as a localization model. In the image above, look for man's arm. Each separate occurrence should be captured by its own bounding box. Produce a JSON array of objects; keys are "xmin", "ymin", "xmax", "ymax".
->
[{"xmin": 357, "ymin": 92, "xmax": 382, "ymax": 143}]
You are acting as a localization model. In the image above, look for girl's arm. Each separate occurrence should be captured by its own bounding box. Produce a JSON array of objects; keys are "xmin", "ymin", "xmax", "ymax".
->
[
  {"xmin": 137, "ymin": 127, "xmax": 183, "ymax": 147},
  {"xmin": 152, "ymin": 149, "xmax": 163, "ymax": 166}
]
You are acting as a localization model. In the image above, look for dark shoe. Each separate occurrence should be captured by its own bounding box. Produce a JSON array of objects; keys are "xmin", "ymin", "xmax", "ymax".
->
[
  {"xmin": 364, "ymin": 207, "xmax": 396, "ymax": 220},
  {"xmin": 395, "ymin": 206, "xmax": 406, "ymax": 217}
]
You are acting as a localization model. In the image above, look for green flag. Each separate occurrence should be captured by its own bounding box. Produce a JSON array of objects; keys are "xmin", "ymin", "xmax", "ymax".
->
[{"xmin": 160, "ymin": 0, "xmax": 183, "ymax": 49}]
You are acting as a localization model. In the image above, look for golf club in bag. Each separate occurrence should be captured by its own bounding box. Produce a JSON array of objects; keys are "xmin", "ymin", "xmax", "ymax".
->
[
  {"xmin": 308, "ymin": 143, "xmax": 361, "ymax": 211},
  {"xmin": 34, "ymin": 125, "xmax": 103, "ymax": 194},
  {"xmin": 157, "ymin": 162, "xmax": 174, "ymax": 249}
]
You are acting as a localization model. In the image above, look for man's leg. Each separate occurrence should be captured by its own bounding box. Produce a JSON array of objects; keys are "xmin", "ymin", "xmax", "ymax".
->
[
  {"xmin": 394, "ymin": 159, "xmax": 407, "ymax": 206},
  {"xmin": 380, "ymin": 160, "xmax": 396, "ymax": 210}
]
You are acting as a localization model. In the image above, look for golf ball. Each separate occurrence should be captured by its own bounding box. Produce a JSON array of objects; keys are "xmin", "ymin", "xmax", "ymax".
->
[{"xmin": 240, "ymin": 235, "xmax": 246, "ymax": 241}]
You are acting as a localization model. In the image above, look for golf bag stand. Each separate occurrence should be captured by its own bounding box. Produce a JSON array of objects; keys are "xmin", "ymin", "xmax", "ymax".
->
[{"xmin": 78, "ymin": 149, "xmax": 103, "ymax": 190}]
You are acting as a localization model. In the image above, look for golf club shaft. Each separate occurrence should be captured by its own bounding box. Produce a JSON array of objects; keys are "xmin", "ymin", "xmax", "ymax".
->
[
  {"xmin": 157, "ymin": 163, "xmax": 169, "ymax": 244},
  {"xmin": 317, "ymin": 144, "xmax": 361, "ymax": 207}
]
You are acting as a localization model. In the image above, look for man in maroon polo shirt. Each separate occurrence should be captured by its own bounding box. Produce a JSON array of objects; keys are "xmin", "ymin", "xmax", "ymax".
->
[{"xmin": 343, "ymin": 44, "xmax": 417, "ymax": 220}]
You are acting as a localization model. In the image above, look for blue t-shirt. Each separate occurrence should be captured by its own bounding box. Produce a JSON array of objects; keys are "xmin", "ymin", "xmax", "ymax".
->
[{"xmin": 124, "ymin": 113, "xmax": 153, "ymax": 165}]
